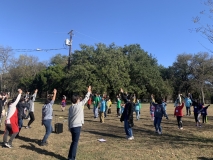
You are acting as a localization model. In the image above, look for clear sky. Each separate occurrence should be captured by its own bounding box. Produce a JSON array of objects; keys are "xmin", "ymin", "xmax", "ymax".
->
[{"xmin": 0, "ymin": 0, "xmax": 211, "ymax": 67}]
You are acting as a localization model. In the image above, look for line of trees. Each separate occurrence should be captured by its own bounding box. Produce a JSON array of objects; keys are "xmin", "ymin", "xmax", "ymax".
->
[{"xmin": 1, "ymin": 44, "xmax": 213, "ymax": 103}]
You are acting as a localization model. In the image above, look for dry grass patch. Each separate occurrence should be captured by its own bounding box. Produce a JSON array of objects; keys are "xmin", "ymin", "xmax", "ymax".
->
[{"xmin": 0, "ymin": 101, "xmax": 213, "ymax": 160}]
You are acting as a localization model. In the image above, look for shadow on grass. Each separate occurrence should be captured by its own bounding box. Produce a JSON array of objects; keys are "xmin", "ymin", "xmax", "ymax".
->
[
  {"xmin": 17, "ymin": 136, "xmax": 40, "ymax": 144},
  {"xmin": 85, "ymin": 130, "xmax": 124, "ymax": 139},
  {"xmin": 20, "ymin": 143, "xmax": 67, "ymax": 160},
  {"xmin": 0, "ymin": 130, "xmax": 5, "ymax": 134},
  {"xmin": 133, "ymin": 126, "xmax": 213, "ymax": 148},
  {"xmin": 197, "ymin": 157, "xmax": 213, "ymax": 160}
]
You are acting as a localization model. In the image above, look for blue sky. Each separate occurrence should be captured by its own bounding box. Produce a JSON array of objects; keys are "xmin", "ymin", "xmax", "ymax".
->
[{"xmin": 0, "ymin": 0, "xmax": 211, "ymax": 67}]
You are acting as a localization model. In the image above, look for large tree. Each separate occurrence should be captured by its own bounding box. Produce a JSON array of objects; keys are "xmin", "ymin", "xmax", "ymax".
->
[{"xmin": 193, "ymin": 0, "xmax": 213, "ymax": 50}]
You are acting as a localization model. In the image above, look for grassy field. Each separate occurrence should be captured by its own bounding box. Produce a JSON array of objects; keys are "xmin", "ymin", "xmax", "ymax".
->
[{"xmin": 0, "ymin": 101, "xmax": 213, "ymax": 160}]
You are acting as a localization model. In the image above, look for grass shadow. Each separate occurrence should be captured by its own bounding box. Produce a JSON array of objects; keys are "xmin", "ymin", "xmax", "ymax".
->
[
  {"xmin": 85, "ymin": 130, "xmax": 124, "ymax": 139},
  {"xmin": 17, "ymin": 136, "xmax": 40, "ymax": 144},
  {"xmin": 197, "ymin": 157, "xmax": 213, "ymax": 160},
  {"xmin": 20, "ymin": 143, "xmax": 67, "ymax": 160}
]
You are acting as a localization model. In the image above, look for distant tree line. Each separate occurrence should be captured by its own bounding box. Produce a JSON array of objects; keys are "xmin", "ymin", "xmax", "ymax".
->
[{"xmin": 1, "ymin": 44, "xmax": 213, "ymax": 103}]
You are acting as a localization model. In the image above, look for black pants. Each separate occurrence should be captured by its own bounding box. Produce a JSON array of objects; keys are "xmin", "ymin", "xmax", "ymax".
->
[
  {"xmin": 176, "ymin": 116, "xmax": 183, "ymax": 128},
  {"xmin": 117, "ymin": 108, "xmax": 120, "ymax": 116},
  {"xmin": 0, "ymin": 105, "xmax": 2, "ymax": 118},
  {"xmin": 202, "ymin": 114, "xmax": 207, "ymax": 123},
  {"xmin": 186, "ymin": 107, "xmax": 191, "ymax": 115},
  {"xmin": 27, "ymin": 112, "xmax": 35, "ymax": 126},
  {"xmin": 87, "ymin": 104, "xmax": 90, "ymax": 110},
  {"xmin": 194, "ymin": 113, "xmax": 199, "ymax": 123},
  {"xmin": 3, "ymin": 124, "xmax": 18, "ymax": 145}
]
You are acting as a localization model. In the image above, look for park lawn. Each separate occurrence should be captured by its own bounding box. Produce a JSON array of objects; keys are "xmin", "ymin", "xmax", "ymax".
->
[{"xmin": 0, "ymin": 101, "xmax": 213, "ymax": 160}]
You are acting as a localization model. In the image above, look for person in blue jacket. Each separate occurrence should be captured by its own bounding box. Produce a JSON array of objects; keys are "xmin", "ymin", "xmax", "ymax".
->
[{"xmin": 184, "ymin": 95, "xmax": 192, "ymax": 116}]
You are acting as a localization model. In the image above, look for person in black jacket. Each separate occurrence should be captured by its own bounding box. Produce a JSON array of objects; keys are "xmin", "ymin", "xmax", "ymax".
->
[
  {"xmin": 120, "ymin": 88, "xmax": 134, "ymax": 140},
  {"xmin": 16, "ymin": 97, "xmax": 29, "ymax": 137}
]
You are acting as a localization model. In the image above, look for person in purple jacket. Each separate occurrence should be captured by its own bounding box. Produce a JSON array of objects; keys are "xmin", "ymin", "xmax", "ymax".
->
[
  {"xmin": 198, "ymin": 104, "xmax": 210, "ymax": 123},
  {"xmin": 191, "ymin": 99, "xmax": 202, "ymax": 127}
]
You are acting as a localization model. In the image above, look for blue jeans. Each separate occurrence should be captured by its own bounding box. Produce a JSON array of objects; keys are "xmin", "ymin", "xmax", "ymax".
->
[
  {"xmin": 42, "ymin": 119, "xmax": 53, "ymax": 143},
  {"xmin": 93, "ymin": 106, "xmax": 98, "ymax": 118},
  {"xmin": 124, "ymin": 119, "xmax": 133, "ymax": 137},
  {"xmin": 68, "ymin": 127, "xmax": 81, "ymax": 160},
  {"xmin": 18, "ymin": 119, "xmax": 23, "ymax": 129},
  {"xmin": 154, "ymin": 117, "xmax": 162, "ymax": 132},
  {"xmin": 104, "ymin": 106, "xmax": 108, "ymax": 117},
  {"xmin": 135, "ymin": 110, "xmax": 140, "ymax": 120}
]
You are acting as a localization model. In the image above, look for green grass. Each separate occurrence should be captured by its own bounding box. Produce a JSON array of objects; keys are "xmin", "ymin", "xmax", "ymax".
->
[{"xmin": 0, "ymin": 102, "xmax": 213, "ymax": 160}]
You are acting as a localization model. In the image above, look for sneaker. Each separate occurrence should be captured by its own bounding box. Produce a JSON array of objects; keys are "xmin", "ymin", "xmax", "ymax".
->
[
  {"xmin": 180, "ymin": 127, "xmax": 183, "ymax": 130},
  {"xmin": 5, "ymin": 143, "xmax": 12, "ymax": 148},
  {"xmin": 128, "ymin": 136, "xmax": 134, "ymax": 140},
  {"xmin": 40, "ymin": 141, "xmax": 48, "ymax": 146},
  {"xmin": 158, "ymin": 131, "xmax": 162, "ymax": 135},
  {"xmin": 25, "ymin": 126, "xmax": 31, "ymax": 129}
]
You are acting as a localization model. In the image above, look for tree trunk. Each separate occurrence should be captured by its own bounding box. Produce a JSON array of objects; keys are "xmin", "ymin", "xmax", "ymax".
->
[{"xmin": 201, "ymin": 86, "xmax": 205, "ymax": 104}]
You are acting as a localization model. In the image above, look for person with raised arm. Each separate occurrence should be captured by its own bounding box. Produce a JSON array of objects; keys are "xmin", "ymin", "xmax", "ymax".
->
[
  {"xmin": 120, "ymin": 88, "xmax": 134, "ymax": 140},
  {"xmin": 40, "ymin": 89, "xmax": 57, "ymax": 146},
  {"xmin": 68, "ymin": 86, "xmax": 91, "ymax": 160},
  {"xmin": 3, "ymin": 89, "xmax": 22, "ymax": 148},
  {"xmin": 152, "ymin": 97, "xmax": 168, "ymax": 135},
  {"xmin": 174, "ymin": 101, "xmax": 184, "ymax": 129},
  {"xmin": 25, "ymin": 89, "xmax": 38, "ymax": 129}
]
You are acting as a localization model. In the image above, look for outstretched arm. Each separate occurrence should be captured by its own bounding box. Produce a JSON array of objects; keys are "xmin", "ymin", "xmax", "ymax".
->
[
  {"xmin": 14, "ymin": 89, "xmax": 23, "ymax": 106},
  {"xmin": 120, "ymin": 88, "xmax": 128, "ymax": 103},
  {"xmin": 32, "ymin": 89, "xmax": 38, "ymax": 101},
  {"xmin": 80, "ymin": 86, "xmax": 92, "ymax": 106}
]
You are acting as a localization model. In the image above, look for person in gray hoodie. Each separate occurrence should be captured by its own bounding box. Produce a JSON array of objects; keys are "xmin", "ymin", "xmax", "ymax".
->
[
  {"xmin": 68, "ymin": 86, "xmax": 91, "ymax": 160},
  {"xmin": 25, "ymin": 89, "xmax": 38, "ymax": 129},
  {"xmin": 40, "ymin": 89, "xmax": 57, "ymax": 146}
]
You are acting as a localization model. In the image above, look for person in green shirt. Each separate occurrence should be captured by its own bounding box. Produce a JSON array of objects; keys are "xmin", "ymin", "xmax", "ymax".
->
[
  {"xmin": 117, "ymin": 97, "xmax": 121, "ymax": 117},
  {"xmin": 93, "ymin": 94, "xmax": 100, "ymax": 118}
]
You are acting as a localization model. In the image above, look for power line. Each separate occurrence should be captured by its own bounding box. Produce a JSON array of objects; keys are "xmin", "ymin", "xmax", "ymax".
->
[{"xmin": 0, "ymin": 47, "xmax": 68, "ymax": 52}]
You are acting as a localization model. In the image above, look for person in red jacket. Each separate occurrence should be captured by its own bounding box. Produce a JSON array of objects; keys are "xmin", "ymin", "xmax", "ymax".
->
[
  {"xmin": 174, "ymin": 102, "xmax": 184, "ymax": 129},
  {"xmin": 87, "ymin": 96, "xmax": 92, "ymax": 110},
  {"xmin": 3, "ymin": 89, "xmax": 22, "ymax": 148}
]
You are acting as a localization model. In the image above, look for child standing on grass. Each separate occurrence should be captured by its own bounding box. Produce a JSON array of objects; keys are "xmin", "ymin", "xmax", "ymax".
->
[
  {"xmin": 99, "ymin": 96, "xmax": 106, "ymax": 123},
  {"xmin": 191, "ymin": 99, "xmax": 201, "ymax": 127},
  {"xmin": 107, "ymin": 98, "xmax": 112, "ymax": 114},
  {"xmin": 61, "ymin": 95, "xmax": 66, "ymax": 111},
  {"xmin": 87, "ymin": 96, "xmax": 92, "ymax": 110},
  {"xmin": 120, "ymin": 88, "xmax": 134, "ymax": 140},
  {"xmin": 93, "ymin": 94, "xmax": 99, "ymax": 119},
  {"xmin": 198, "ymin": 104, "xmax": 210, "ymax": 123},
  {"xmin": 117, "ymin": 97, "xmax": 121, "ymax": 117},
  {"xmin": 152, "ymin": 98, "xmax": 168, "ymax": 135},
  {"xmin": 184, "ymin": 95, "xmax": 192, "ymax": 116},
  {"xmin": 174, "ymin": 102, "xmax": 184, "ymax": 129},
  {"xmin": 135, "ymin": 99, "xmax": 140, "ymax": 120},
  {"xmin": 150, "ymin": 94, "xmax": 155, "ymax": 121},
  {"xmin": 162, "ymin": 98, "xmax": 167, "ymax": 116}
]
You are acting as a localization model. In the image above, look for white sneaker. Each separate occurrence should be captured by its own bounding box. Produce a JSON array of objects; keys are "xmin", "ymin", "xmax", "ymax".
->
[
  {"xmin": 180, "ymin": 127, "xmax": 183, "ymax": 130},
  {"xmin": 5, "ymin": 143, "xmax": 12, "ymax": 148},
  {"xmin": 158, "ymin": 131, "xmax": 162, "ymax": 135},
  {"xmin": 128, "ymin": 136, "xmax": 134, "ymax": 140},
  {"xmin": 25, "ymin": 126, "xmax": 31, "ymax": 129}
]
